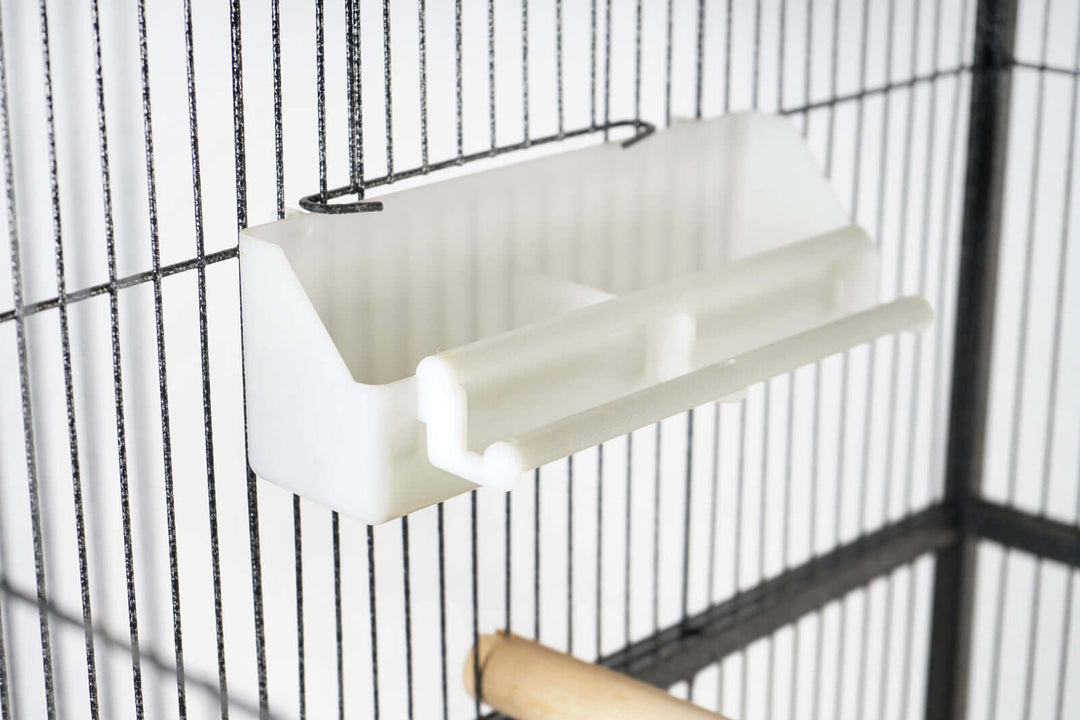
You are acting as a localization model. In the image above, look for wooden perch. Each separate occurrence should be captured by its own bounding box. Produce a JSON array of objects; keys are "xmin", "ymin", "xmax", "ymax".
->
[{"xmin": 464, "ymin": 632, "xmax": 731, "ymax": 720}]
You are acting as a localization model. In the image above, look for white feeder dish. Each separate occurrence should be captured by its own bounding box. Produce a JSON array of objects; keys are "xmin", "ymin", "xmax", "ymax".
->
[{"xmin": 239, "ymin": 113, "xmax": 932, "ymax": 524}]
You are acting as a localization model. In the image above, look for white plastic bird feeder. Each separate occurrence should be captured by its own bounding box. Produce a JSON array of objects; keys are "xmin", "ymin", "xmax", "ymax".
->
[{"xmin": 239, "ymin": 113, "xmax": 932, "ymax": 524}]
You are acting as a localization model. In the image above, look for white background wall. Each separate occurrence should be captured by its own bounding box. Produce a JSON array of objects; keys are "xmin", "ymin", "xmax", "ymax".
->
[{"xmin": 0, "ymin": 1, "xmax": 1076, "ymax": 719}]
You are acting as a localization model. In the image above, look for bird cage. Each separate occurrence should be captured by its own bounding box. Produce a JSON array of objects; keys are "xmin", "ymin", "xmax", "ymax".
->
[{"xmin": 0, "ymin": 1, "xmax": 1077, "ymax": 719}]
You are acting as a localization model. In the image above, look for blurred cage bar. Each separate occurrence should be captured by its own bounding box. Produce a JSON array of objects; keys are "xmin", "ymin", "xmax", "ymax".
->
[{"xmin": 0, "ymin": 0, "xmax": 1077, "ymax": 719}]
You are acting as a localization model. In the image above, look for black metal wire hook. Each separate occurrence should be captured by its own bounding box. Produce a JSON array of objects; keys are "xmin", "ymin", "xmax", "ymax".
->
[{"xmin": 298, "ymin": 118, "xmax": 655, "ymax": 214}]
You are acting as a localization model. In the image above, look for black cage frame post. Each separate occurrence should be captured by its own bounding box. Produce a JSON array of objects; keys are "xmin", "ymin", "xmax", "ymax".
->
[{"xmin": 926, "ymin": 0, "xmax": 1016, "ymax": 718}]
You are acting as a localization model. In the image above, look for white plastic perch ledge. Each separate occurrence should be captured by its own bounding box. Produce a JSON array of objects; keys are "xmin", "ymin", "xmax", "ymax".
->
[{"xmin": 239, "ymin": 113, "xmax": 932, "ymax": 524}]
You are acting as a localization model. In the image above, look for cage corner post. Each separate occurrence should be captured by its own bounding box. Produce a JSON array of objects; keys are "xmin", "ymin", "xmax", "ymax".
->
[{"xmin": 925, "ymin": 0, "xmax": 1019, "ymax": 719}]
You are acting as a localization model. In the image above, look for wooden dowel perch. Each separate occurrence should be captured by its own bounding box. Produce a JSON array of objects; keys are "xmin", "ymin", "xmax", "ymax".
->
[{"xmin": 464, "ymin": 632, "xmax": 731, "ymax": 720}]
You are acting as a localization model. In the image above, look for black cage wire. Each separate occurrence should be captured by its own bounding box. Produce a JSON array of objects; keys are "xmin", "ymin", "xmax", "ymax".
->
[{"xmin": 0, "ymin": 0, "xmax": 1078, "ymax": 719}]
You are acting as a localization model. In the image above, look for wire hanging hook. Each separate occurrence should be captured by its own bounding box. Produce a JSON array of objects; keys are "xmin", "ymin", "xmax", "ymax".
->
[{"xmin": 298, "ymin": 119, "xmax": 655, "ymax": 214}]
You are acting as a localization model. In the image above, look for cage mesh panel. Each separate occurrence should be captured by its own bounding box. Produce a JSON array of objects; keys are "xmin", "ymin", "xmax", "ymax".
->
[
  {"xmin": 981, "ymin": 0, "xmax": 1080, "ymax": 527},
  {"xmin": 5, "ymin": 0, "xmax": 1065, "ymax": 719},
  {"xmin": 966, "ymin": 542, "xmax": 1080, "ymax": 720},
  {"xmin": 683, "ymin": 555, "xmax": 937, "ymax": 720}
]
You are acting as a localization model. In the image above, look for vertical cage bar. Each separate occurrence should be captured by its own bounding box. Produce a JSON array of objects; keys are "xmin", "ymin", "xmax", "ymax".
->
[
  {"xmin": 36, "ymin": 1, "xmax": 82, "ymax": 713},
  {"xmin": 555, "ymin": 0, "xmax": 562, "ymax": 138},
  {"xmin": 925, "ymin": 1, "xmax": 1017, "ymax": 720},
  {"xmin": 594, "ymin": 444, "xmax": 603, "ymax": 659},
  {"xmin": 470, "ymin": 493, "xmax": 480, "ymax": 717},
  {"xmin": 436, "ymin": 503, "xmax": 448, "ymax": 720},
  {"xmin": 332, "ymin": 513, "xmax": 344, "ymax": 720},
  {"xmin": 135, "ymin": 0, "xmax": 189, "ymax": 709},
  {"xmin": 623, "ymin": 437, "xmax": 632, "ymax": 646},
  {"xmin": 226, "ymin": 0, "xmax": 270, "ymax": 712},
  {"xmin": 1047, "ymin": 16, "xmax": 1080, "ymax": 720},
  {"xmin": 418, "ymin": 0, "xmax": 428, "ymax": 170},
  {"xmin": 533, "ymin": 471, "xmax": 541, "ymax": 642},
  {"xmin": 182, "ymin": 0, "xmax": 230, "ymax": 715},
  {"xmin": 385, "ymin": 0, "xmax": 395, "ymax": 175},
  {"xmin": 367, "ymin": 525, "xmax": 381, "ymax": 720},
  {"xmin": 603, "ymin": 0, "xmax": 612, "ymax": 139},
  {"xmin": 402, "ymin": 517, "xmax": 415, "ymax": 720},
  {"xmin": 316, "ymin": 0, "xmax": 327, "ymax": 195},
  {"xmin": 292, "ymin": 498, "xmax": 305, "ymax": 720},
  {"xmin": 567, "ymin": 456, "xmax": 574, "ymax": 655},
  {"xmin": 0, "ymin": 3, "xmax": 53, "ymax": 716},
  {"xmin": 455, "ymin": 0, "xmax": 463, "ymax": 160},
  {"xmin": 0, "ymin": 585, "xmax": 7, "ymax": 720},
  {"xmin": 521, "ymin": 0, "xmax": 529, "ymax": 144}
]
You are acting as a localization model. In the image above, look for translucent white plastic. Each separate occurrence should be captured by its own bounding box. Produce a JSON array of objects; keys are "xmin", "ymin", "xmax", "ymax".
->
[{"xmin": 239, "ymin": 113, "xmax": 932, "ymax": 524}]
